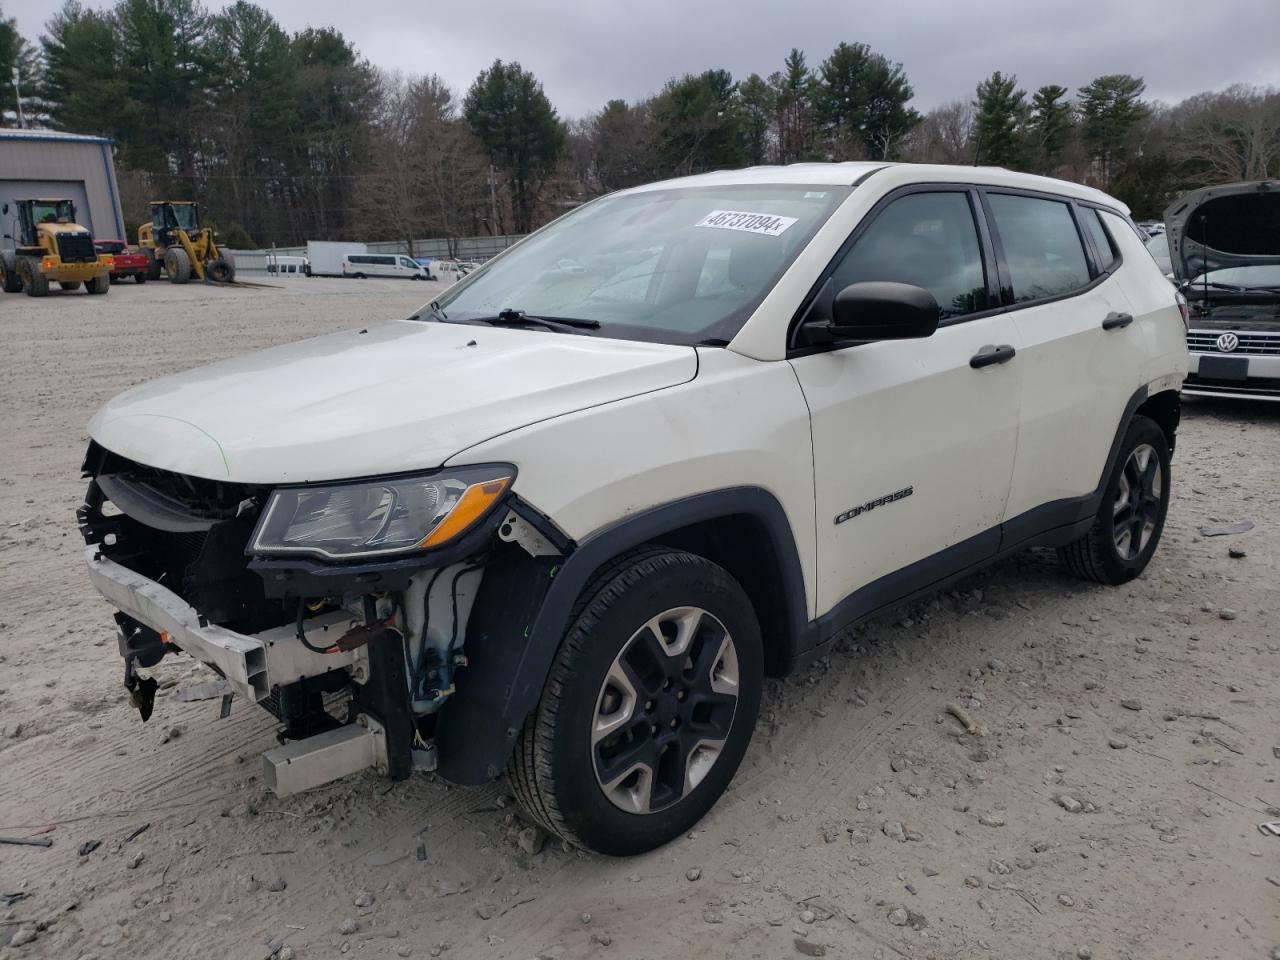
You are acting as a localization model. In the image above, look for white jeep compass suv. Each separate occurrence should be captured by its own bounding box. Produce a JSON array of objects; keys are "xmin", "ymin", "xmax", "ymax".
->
[{"xmin": 80, "ymin": 163, "xmax": 1189, "ymax": 855}]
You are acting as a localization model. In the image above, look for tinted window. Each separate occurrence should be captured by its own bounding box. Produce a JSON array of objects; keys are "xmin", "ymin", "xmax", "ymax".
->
[
  {"xmin": 1082, "ymin": 209, "xmax": 1117, "ymax": 270},
  {"xmin": 831, "ymin": 192, "xmax": 988, "ymax": 320},
  {"xmin": 988, "ymin": 194, "xmax": 1091, "ymax": 302}
]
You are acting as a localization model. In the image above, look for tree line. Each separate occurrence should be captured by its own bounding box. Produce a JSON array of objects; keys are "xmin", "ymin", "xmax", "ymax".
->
[{"xmin": 3, "ymin": 1, "xmax": 1278, "ymax": 249}]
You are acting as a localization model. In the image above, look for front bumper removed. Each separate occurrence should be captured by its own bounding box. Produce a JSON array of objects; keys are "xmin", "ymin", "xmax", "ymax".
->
[
  {"xmin": 84, "ymin": 545, "xmax": 409, "ymax": 796},
  {"xmin": 84, "ymin": 545, "xmax": 370, "ymax": 703}
]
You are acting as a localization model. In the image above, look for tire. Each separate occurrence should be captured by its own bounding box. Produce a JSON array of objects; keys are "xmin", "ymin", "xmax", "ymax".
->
[
  {"xmin": 510, "ymin": 548, "xmax": 763, "ymax": 856},
  {"xmin": 135, "ymin": 273, "xmax": 147, "ymax": 284},
  {"xmin": 0, "ymin": 260, "xmax": 20, "ymax": 293},
  {"xmin": 86, "ymin": 273, "xmax": 110, "ymax": 295},
  {"xmin": 19, "ymin": 258, "xmax": 48, "ymax": 297},
  {"xmin": 354, "ymin": 272, "xmax": 366, "ymax": 279},
  {"xmin": 1058, "ymin": 415, "xmax": 1171, "ymax": 585},
  {"xmin": 59, "ymin": 280, "xmax": 82, "ymax": 291},
  {"xmin": 205, "ymin": 259, "xmax": 234, "ymax": 283},
  {"xmin": 164, "ymin": 247, "xmax": 192, "ymax": 284},
  {"xmin": 146, "ymin": 255, "xmax": 163, "ymax": 281}
]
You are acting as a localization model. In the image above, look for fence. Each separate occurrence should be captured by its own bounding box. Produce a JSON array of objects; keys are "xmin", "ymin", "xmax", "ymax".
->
[{"xmin": 228, "ymin": 233, "xmax": 525, "ymax": 276}]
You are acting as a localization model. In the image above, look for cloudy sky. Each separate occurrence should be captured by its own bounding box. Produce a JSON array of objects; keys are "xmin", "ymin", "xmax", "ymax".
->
[{"xmin": 12, "ymin": 0, "xmax": 1279, "ymax": 118}]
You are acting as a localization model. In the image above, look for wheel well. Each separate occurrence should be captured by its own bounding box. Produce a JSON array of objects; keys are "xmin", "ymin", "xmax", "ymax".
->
[
  {"xmin": 1135, "ymin": 390, "xmax": 1181, "ymax": 453},
  {"xmin": 649, "ymin": 513, "xmax": 796, "ymax": 677}
]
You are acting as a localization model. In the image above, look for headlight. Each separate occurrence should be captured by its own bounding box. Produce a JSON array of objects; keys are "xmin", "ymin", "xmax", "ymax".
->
[{"xmin": 250, "ymin": 466, "xmax": 513, "ymax": 561}]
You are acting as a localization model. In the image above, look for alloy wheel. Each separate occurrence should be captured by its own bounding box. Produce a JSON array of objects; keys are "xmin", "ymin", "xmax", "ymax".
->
[
  {"xmin": 1113, "ymin": 442, "xmax": 1163, "ymax": 560},
  {"xmin": 591, "ymin": 606, "xmax": 740, "ymax": 815}
]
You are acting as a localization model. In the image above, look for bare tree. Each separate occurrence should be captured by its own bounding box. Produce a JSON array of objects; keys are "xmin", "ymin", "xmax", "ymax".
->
[
  {"xmin": 905, "ymin": 100, "xmax": 975, "ymax": 164},
  {"xmin": 1173, "ymin": 86, "xmax": 1280, "ymax": 182}
]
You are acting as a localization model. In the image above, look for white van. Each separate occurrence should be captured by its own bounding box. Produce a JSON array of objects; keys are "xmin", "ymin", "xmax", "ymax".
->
[
  {"xmin": 266, "ymin": 256, "xmax": 308, "ymax": 278},
  {"xmin": 342, "ymin": 253, "xmax": 432, "ymax": 280}
]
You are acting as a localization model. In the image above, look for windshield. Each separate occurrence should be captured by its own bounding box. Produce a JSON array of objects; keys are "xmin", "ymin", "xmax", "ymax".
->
[
  {"xmin": 428, "ymin": 184, "xmax": 851, "ymax": 344},
  {"xmin": 32, "ymin": 200, "xmax": 74, "ymax": 224},
  {"xmin": 158, "ymin": 204, "xmax": 199, "ymax": 231}
]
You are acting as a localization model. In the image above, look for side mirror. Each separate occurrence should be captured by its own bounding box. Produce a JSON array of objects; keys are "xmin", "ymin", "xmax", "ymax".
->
[{"xmin": 804, "ymin": 281, "xmax": 939, "ymax": 344}]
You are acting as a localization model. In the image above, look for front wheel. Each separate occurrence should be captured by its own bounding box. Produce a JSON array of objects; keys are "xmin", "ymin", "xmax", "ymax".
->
[
  {"xmin": 510, "ymin": 548, "xmax": 763, "ymax": 855},
  {"xmin": 164, "ymin": 247, "xmax": 192, "ymax": 284},
  {"xmin": 1058, "ymin": 415, "xmax": 1170, "ymax": 585}
]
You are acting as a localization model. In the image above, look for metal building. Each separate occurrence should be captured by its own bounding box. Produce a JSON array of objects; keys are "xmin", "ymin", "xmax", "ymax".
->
[{"xmin": 0, "ymin": 128, "xmax": 126, "ymax": 242}]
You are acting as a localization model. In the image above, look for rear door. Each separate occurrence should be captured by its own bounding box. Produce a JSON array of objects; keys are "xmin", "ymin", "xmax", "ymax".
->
[
  {"xmin": 789, "ymin": 188, "xmax": 1022, "ymax": 620},
  {"xmin": 982, "ymin": 191, "xmax": 1146, "ymax": 539}
]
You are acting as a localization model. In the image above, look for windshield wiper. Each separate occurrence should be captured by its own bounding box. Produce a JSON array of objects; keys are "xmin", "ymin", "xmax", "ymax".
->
[{"xmin": 470, "ymin": 308, "xmax": 601, "ymax": 333}]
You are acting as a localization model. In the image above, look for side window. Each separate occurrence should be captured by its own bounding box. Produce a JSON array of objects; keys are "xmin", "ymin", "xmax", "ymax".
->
[
  {"xmin": 1081, "ymin": 208, "xmax": 1117, "ymax": 271},
  {"xmin": 831, "ymin": 192, "xmax": 988, "ymax": 320},
  {"xmin": 987, "ymin": 194, "xmax": 1091, "ymax": 303}
]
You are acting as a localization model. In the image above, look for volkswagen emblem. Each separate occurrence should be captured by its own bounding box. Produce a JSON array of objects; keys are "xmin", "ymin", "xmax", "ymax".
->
[{"xmin": 1216, "ymin": 332, "xmax": 1239, "ymax": 353}]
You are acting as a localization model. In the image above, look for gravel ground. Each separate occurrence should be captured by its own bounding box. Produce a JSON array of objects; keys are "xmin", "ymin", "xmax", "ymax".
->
[{"xmin": 0, "ymin": 278, "xmax": 1278, "ymax": 960}]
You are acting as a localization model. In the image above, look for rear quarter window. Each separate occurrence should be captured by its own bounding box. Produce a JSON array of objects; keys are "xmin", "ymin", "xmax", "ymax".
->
[{"xmin": 1082, "ymin": 209, "xmax": 1118, "ymax": 271}]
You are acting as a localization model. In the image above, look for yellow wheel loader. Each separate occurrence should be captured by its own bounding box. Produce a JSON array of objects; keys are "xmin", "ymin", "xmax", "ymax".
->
[
  {"xmin": 0, "ymin": 198, "xmax": 113, "ymax": 297},
  {"xmin": 137, "ymin": 201, "xmax": 236, "ymax": 284}
]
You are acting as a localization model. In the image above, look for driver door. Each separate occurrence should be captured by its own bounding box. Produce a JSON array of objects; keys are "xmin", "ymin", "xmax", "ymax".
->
[{"xmin": 788, "ymin": 188, "xmax": 1021, "ymax": 620}]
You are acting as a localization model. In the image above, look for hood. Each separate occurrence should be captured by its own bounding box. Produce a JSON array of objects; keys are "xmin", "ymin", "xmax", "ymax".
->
[
  {"xmin": 89, "ymin": 321, "xmax": 697, "ymax": 484},
  {"xmin": 1163, "ymin": 180, "xmax": 1280, "ymax": 281}
]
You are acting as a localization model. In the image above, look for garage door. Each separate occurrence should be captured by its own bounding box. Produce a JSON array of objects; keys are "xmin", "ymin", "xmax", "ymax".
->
[{"xmin": 0, "ymin": 180, "xmax": 95, "ymax": 236}]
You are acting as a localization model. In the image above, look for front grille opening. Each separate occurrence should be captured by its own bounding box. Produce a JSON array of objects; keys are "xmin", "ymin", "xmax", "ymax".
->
[
  {"xmin": 85, "ymin": 445, "xmax": 290, "ymax": 634},
  {"xmin": 57, "ymin": 232, "xmax": 98, "ymax": 264}
]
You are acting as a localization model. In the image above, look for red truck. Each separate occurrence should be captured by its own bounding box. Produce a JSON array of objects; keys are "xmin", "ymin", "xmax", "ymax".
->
[{"xmin": 94, "ymin": 240, "xmax": 151, "ymax": 284}]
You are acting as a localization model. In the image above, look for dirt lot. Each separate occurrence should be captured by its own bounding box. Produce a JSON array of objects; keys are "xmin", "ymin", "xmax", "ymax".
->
[{"xmin": 1, "ymin": 278, "xmax": 1277, "ymax": 960}]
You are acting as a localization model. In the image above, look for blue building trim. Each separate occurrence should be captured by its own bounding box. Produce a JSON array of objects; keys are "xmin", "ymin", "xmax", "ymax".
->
[{"xmin": 0, "ymin": 132, "xmax": 114, "ymax": 145}]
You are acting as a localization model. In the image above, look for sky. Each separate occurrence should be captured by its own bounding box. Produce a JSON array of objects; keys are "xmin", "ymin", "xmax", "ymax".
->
[{"xmin": 11, "ymin": 0, "xmax": 1280, "ymax": 119}]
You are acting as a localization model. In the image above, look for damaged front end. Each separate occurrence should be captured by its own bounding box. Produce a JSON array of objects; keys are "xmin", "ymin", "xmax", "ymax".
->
[{"xmin": 78, "ymin": 442, "xmax": 567, "ymax": 796}]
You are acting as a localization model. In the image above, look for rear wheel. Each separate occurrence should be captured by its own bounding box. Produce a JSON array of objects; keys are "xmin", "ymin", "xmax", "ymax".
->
[
  {"xmin": 205, "ymin": 259, "xmax": 234, "ymax": 283},
  {"xmin": 135, "ymin": 272, "xmax": 147, "ymax": 284},
  {"xmin": 164, "ymin": 247, "xmax": 192, "ymax": 284},
  {"xmin": 0, "ymin": 260, "xmax": 20, "ymax": 293},
  {"xmin": 86, "ymin": 273, "xmax": 110, "ymax": 295},
  {"xmin": 1058, "ymin": 415, "xmax": 1170, "ymax": 585},
  {"xmin": 19, "ymin": 258, "xmax": 48, "ymax": 297},
  {"xmin": 510, "ymin": 548, "xmax": 762, "ymax": 855},
  {"xmin": 146, "ymin": 255, "xmax": 163, "ymax": 281}
]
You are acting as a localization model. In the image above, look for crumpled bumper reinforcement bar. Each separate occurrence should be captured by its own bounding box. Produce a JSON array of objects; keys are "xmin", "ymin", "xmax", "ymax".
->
[{"xmin": 83, "ymin": 545, "xmax": 369, "ymax": 703}]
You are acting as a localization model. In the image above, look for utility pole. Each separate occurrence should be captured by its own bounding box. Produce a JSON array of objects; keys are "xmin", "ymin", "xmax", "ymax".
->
[{"xmin": 12, "ymin": 67, "xmax": 26, "ymax": 129}]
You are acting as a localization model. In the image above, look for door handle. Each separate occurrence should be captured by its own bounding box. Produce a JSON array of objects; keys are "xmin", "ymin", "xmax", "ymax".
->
[
  {"xmin": 970, "ymin": 344, "xmax": 1016, "ymax": 368},
  {"xmin": 1102, "ymin": 311, "xmax": 1134, "ymax": 330}
]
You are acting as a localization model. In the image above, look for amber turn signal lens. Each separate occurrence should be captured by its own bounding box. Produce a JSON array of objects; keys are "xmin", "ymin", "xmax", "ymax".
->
[{"xmin": 417, "ymin": 477, "xmax": 511, "ymax": 549}]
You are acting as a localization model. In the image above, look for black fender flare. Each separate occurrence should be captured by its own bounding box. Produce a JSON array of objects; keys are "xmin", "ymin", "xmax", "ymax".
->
[{"xmin": 434, "ymin": 487, "xmax": 809, "ymax": 785}]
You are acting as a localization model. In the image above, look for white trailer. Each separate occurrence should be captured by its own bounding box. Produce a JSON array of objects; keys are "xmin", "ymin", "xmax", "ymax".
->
[{"xmin": 306, "ymin": 240, "xmax": 366, "ymax": 277}]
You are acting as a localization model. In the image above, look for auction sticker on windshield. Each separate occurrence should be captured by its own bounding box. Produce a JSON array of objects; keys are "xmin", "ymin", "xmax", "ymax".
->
[{"xmin": 696, "ymin": 210, "xmax": 798, "ymax": 237}]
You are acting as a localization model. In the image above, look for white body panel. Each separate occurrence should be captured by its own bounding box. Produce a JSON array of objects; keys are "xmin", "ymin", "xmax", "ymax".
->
[
  {"xmin": 306, "ymin": 240, "xmax": 366, "ymax": 276},
  {"xmin": 789, "ymin": 315, "xmax": 1021, "ymax": 612},
  {"xmin": 448, "ymin": 348, "xmax": 821, "ymax": 617},
  {"xmin": 88, "ymin": 321, "xmax": 697, "ymax": 483},
  {"xmin": 1002, "ymin": 273, "xmax": 1142, "ymax": 518},
  {"xmin": 1100, "ymin": 211, "xmax": 1191, "ymax": 390}
]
